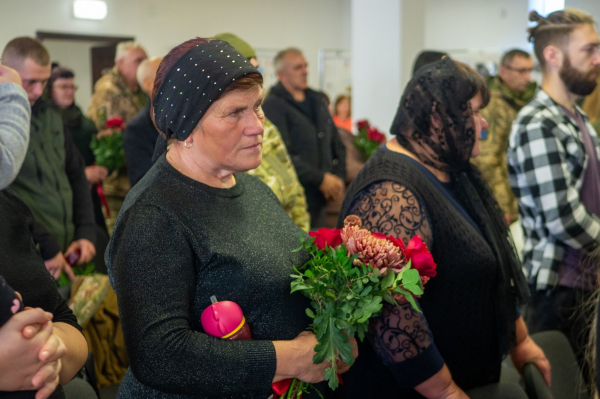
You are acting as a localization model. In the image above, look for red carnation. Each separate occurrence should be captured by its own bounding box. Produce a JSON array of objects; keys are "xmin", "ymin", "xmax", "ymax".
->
[
  {"xmin": 367, "ymin": 127, "xmax": 386, "ymax": 144},
  {"xmin": 405, "ymin": 236, "xmax": 437, "ymax": 277},
  {"xmin": 105, "ymin": 117, "xmax": 125, "ymax": 130},
  {"xmin": 357, "ymin": 120, "xmax": 370, "ymax": 130},
  {"xmin": 309, "ymin": 228, "xmax": 343, "ymax": 251}
]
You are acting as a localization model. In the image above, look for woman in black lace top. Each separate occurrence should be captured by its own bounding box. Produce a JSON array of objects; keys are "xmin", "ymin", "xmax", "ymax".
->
[{"xmin": 336, "ymin": 58, "xmax": 550, "ymax": 398}]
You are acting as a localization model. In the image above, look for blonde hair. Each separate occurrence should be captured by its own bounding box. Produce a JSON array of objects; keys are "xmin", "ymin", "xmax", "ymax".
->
[{"xmin": 115, "ymin": 41, "xmax": 145, "ymax": 62}]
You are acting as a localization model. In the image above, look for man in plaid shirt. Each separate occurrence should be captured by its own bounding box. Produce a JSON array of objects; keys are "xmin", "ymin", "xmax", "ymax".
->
[{"xmin": 508, "ymin": 8, "xmax": 600, "ymax": 365}]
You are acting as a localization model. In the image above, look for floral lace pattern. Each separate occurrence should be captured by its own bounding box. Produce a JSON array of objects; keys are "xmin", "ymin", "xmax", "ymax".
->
[
  {"xmin": 348, "ymin": 180, "xmax": 434, "ymax": 365},
  {"xmin": 348, "ymin": 181, "xmax": 432, "ymax": 246},
  {"xmin": 368, "ymin": 302, "xmax": 433, "ymax": 364}
]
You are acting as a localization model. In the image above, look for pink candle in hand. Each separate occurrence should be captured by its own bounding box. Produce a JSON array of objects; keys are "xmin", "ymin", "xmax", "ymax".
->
[
  {"xmin": 201, "ymin": 296, "xmax": 251, "ymax": 340},
  {"xmin": 201, "ymin": 296, "xmax": 295, "ymax": 398}
]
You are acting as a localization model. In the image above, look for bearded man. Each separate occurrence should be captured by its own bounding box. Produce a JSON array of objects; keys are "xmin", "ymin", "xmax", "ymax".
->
[{"xmin": 507, "ymin": 8, "xmax": 600, "ymax": 369}]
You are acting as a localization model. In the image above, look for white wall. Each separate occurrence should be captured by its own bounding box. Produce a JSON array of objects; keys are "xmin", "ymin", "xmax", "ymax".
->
[
  {"xmin": 0, "ymin": 0, "xmax": 351, "ymax": 105},
  {"xmin": 567, "ymin": 0, "xmax": 600, "ymax": 19},
  {"xmin": 351, "ymin": 0, "xmax": 402, "ymax": 135},
  {"xmin": 423, "ymin": 0, "xmax": 531, "ymax": 54},
  {"xmin": 43, "ymin": 39, "xmax": 97, "ymax": 111},
  {"xmin": 422, "ymin": 0, "xmax": 600, "ymax": 63},
  {"xmin": 400, "ymin": 0, "xmax": 425, "ymax": 90}
]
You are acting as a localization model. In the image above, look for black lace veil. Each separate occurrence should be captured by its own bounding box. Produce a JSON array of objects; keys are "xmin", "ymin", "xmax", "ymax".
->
[{"xmin": 391, "ymin": 58, "xmax": 530, "ymax": 357}]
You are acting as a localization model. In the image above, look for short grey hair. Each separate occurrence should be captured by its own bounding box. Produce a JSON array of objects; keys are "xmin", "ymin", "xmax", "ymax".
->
[
  {"xmin": 136, "ymin": 56, "xmax": 162, "ymax": 88},
  {"xmin": 115, "ymin": 41, "xmax": 145, "ymax": 62},
  {"xmin": 273, "ymin": 47, "xmax": 303, "ymax": 72}
]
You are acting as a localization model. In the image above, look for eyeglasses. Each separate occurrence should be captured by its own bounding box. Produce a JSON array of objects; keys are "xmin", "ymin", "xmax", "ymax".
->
[
  {"xmin": 503, "ymin": 65, "xmax": 534, "ymax": 74},
  {"xmin": 54, "ymin": 84, "xmax": 79, "ymax": 91}
]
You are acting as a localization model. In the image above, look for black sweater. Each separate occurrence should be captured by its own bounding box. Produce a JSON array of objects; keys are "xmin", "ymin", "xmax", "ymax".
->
[
  {"xmin": 123, "ymin": 101, "xmax": 159, "ymax": 187},
  {"xmin": 106, "ymin": 156, "xmax": 316, "ymax": 398},
  {"xmin": 263, "ymin": 82, "xmax": 346, "ymax": 210},
  {"xmin": 0, "ymin": 189, "xmax": 82, "ymax": 399},
  {"xmin": 334, "ymin": 148, "xmax": 507, "ymax": 398}
]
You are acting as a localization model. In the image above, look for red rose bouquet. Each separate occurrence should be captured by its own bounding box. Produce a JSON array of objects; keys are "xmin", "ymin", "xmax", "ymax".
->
[
  {"xmin": 354, "ymin": 119, "xmax": 387, "ymax": 160},
  {"xmin": 90, "ymin": 117, "xmax": 126, "ymax": 171},
  {"xmin": 289, "ymin": 215, "xmax": 437, "ymax": 393}
]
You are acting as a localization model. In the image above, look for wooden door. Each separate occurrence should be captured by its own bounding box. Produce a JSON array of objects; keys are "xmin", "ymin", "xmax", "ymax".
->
[{"xmin": 91, "ymin": 45, "xmax": 117, "ymax": 91}]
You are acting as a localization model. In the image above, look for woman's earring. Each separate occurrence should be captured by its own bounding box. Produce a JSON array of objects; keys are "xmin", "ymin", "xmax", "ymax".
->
[{"xmin": 184, "ymin": 140, "xmax": 193, "ymax": 149}]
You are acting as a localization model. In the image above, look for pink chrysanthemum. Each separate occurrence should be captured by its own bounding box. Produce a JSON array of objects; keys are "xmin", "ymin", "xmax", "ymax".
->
[{"xmin": 341, "ymin": 216, "xmax": 405, "ymax": 275}]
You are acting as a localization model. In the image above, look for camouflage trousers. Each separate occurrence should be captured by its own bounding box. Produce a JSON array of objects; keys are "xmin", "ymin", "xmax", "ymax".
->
[{"xmin": 101, "ymin": 169, "xmax": 130, "ymax": 235}]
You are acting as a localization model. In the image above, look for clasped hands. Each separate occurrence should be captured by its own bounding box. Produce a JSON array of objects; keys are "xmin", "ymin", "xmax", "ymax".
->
[
  {"xmin": 0, "ymin": 306, "xmax": 67, "ymax": 399},
  {"xmin": 319, "ymin": 172, "xmax": 345, "ymax": 202}
]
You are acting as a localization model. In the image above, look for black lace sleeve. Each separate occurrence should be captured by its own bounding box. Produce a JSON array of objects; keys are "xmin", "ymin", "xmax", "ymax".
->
[
  {"xmin": 347, "ymin": 181, "xmax": 444, "ymax": 388},
  {"xmin": 347, "ymin": 181, "xmax": 432, "ymax": 247}
]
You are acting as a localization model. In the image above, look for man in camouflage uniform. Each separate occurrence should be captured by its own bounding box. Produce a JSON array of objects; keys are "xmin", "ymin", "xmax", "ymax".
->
[
  {"xmin": 472, "ymin": 49, "xmax": 536, "ymax": 223},
  {"xmin": 87, "ymin": 42, "xmax": 147, "ymax": 233},
  {"xmin": 214, "ymin": 33, "xmax": 310, "ymax": 231}
]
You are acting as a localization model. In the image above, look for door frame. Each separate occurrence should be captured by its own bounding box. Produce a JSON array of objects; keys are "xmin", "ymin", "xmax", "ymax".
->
[
  {"xmin": 36, "ymin": 31, "xmax": 134, "ymax": 44},
  {"xmin": 36, "ymin": 31, "xmax": 136, "ymax": 92}
]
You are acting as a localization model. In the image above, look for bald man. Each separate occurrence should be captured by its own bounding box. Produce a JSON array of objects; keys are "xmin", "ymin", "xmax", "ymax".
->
[{"xmin": 123, "ymin": 57, "xmax": 162, "ymax": 187}]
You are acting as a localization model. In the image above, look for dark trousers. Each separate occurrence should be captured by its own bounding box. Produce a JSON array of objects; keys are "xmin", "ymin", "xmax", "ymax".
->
[
  {"xmin": 524, "ymin": 284, "xmax": 594, "ymax": 382},
  {"xmin": 308, "ymin": 204, "xmax": 326, "ymax": 231}
]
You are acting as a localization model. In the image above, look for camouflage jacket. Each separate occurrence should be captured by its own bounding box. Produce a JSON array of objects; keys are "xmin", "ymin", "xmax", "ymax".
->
[
  {"xmin": 86, "ymin": 65, "xmax": 146, "ymax": 129},
  {"xmin": 247, "ymin": 119, "xmax": 310, "ymax": 232},
  {"xmin": 472, "ymin": 76, "xmax": 536, "ymax": 222},
  {"xmin": 86, "ymin": 66, "xmax": 146, "ymax": 208}
]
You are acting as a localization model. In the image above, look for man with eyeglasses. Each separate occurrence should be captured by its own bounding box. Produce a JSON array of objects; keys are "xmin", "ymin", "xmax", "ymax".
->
[
  {"xmin": 1, "ymin": 37, "xmax": 97, "ymax": 281},
  {"xmin": 472, "ymin": 49, "xmax": 536, "ymax": 224}
]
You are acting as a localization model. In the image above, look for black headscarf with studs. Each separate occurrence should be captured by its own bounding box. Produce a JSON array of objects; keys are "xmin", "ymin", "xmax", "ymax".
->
[{"xmin": 152, "ymin": 39, "xmax": 259, "ymax": 158}]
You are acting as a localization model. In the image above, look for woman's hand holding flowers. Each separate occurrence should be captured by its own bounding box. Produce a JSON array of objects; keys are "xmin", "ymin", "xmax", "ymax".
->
[{"xmin": 273, "ymin": 331, "xmax": 358, "ymax": 384}]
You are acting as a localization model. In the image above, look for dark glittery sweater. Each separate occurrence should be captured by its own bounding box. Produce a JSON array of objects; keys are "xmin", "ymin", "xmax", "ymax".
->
[{"xmin": 106, "ymin": 155, "xmax": 314, "ymax": 398}]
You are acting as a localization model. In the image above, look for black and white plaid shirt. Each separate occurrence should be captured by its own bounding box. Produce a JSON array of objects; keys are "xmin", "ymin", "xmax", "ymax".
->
[{"xmin": 507, "ymin": 89, "xmax": 600, "ymax": 291}]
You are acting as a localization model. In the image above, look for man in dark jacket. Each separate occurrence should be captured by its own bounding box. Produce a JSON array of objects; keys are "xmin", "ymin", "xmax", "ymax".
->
[
  {"xmin": 263, "ymin": 47, "xmax": 346, "ymax": 229},
  {"xmin": 2, "ymin": 37, "xmax": 96, "ymax": 279},
  {"xmin": 124, "ymin": 57, "xmax": 162, "ymax": 187}
]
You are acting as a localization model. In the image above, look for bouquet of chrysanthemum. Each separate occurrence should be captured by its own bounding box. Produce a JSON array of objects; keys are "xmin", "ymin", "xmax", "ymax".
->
[
  {"xmin": 289, "ymin": 215, "xmax": 437, "ymax": 393},
  {"xmin": 353, "ymin": 120, "xmax": 387, "ymax": 160},
  {"xmin": 90, "ymin": 117, "xmax": 126, "ymax": 171}
]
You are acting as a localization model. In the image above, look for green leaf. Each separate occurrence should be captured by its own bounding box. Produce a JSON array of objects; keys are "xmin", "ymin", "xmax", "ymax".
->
[
  {"xmin": 380, "ymin": 270, "xmax": 395, "ymax": 289},
  {"xmin": 356, "ymin": 296, "xmax": 383, "ymax": 323},
  {"xmin": 368, "ymin": 275, "xmax": 379, "ymax": 283},
  {"xmin": 382, "ymin": 291, "xmax": 395, "ymax": 305},
  {"xmin": 306, "ymin": 308, "xmax": 315, "ymax": 319},
  {"xmin": 404, "ymin": 283, "xmax": 424, "ymax": 295},
  {"xmin": 395, "ymin": 287, "xmax": 421, "ymax": 312},
  {"xmin": 360, "ymin": 286, "xmax": 373, "ymax": 297},
  {"xmin": 402, "ymin": 268, "xmax": 420, "ymax": 284},
  {"xmin": 312, "ymin": 315, "xmax": 355, "ymax": 390},
  {"xmin": 290, "ymin": 283, "xmax": 311, "ymax": 294}
]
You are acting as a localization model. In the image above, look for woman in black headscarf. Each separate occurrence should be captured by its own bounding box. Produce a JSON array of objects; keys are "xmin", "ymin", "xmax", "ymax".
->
[
  {"xmin": 336, "ymin": 58, "xmax": 549, "ymax": 398},
  {"xmin": 105, "ymin": 37, "xmax": 356, "ymax": 399}
]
